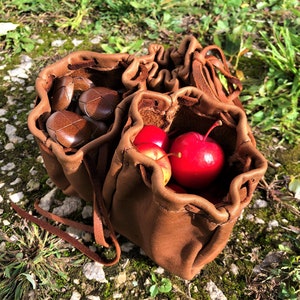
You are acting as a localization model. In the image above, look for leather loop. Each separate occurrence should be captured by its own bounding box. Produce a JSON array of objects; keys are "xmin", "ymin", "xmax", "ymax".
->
[
  {"xmin": 34, "ymin": 199, "xmax": 94, "ymax": 233},
  {"xmin": 192, "ymin": 47, "xmax": 244, "ymax": 110},
  {"xmin": 83, "ymin": 147, "xmax": 121, "ymax": 259}
]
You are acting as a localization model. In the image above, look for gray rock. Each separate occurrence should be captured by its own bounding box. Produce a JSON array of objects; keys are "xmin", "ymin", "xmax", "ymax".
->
[
  {"xmin": 83, "ymin": 262, "xmax": 107, "ymax": 283},
  {"xmin": 205, "ymin": 280, "xmax": 227, "ymax": 300}
]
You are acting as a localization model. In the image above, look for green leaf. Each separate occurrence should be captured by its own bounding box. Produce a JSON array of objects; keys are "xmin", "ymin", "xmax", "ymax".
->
[
  {"xmin": 21, "ymin": 273, "xmax": 37, "ymax": 289},
  {"xmin": 278, "ymin": 244, "xmax": 292, "ymax": 252},
  {"xmin": 265, "ymin": 79, "xmax": 276, "ymax": 92},
  {"xmin": 252, "ymin": 111, "xmax": 265, "ymax": 123},
  {"xmin": 14, "ymin": 284, "xmax": 23, "ymax": 300},
  {"xmin": 144, "ymin": 18, "xmax": 158, "ymax": 30},
  {"xmin": 151, "ymin": 273, "xmax": 157, "ymax": 283},
  {"xmin": 227, "ymin": 0, "xmax": 242, "ymax": 7},
  {"xmin": 158, "ymin": 278, "xmax": 172, "ymax": 293},
  {"xmin": 101, "ymin": 44, "xmax": 116, "ymax": 53},
  {"xmin": 150, "ymin": 284, "xmax": 159, "ymax": 297},
  {"xmin": 224, "ymin": 33, "xmax": 241, "ymax": 56},
  {"xmin": 163, "ymin": 11, "xmax": 171, "ymax": 23},
  {"xmin": 213, "ymin": 34, "xmax": 222, "ymax": 48},
  {"xmin": 4, "ymin": 266, "xmax": 11, "ymax": 278},
  {"xmin": 130, "ymin": 1, "xmax": 146, "ymax": 9},
  {"xmin": 22, "ymin": 42, "xmax": 35, "ymax": 53},
  {"xmin": 216, "ymin": 20, "xmax": 228, "ymax": 32}
]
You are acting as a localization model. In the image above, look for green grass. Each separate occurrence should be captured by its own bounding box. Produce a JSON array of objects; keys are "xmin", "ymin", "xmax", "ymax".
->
[
  {"xmin": 0, "ymin": 222, "xmax": 83, "ymax": 299},
  {"xmin": 1, "ymin": 0, "xmax": 299, "ymax": 143},
  {"xmin": 1, "ymin": 0, "xmax": 300, "ymax": 299}
]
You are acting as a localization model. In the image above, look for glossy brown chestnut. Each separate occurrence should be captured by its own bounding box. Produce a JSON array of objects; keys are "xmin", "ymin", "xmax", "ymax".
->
[
  {"xmin": 50, "ymin": 76, "xmax": 74, "ymax": 111},
  {"xmin": 83, "ymin": 116, "xmax": 108, "ymax": 139},
  {"xmin": 78, "ymin": 87, "xmax": 120, "ymax": 121},
  {"xmin": 46, "ymin": 110, "xmax": 92, "ymax": 148}
]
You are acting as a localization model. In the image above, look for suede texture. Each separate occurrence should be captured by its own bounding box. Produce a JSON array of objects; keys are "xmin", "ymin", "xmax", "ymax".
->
[
  {"xmin": 22, "ymin": 36, "xmax": 268, "ymax": 279},
  {"xmin": 103, "ymin": 88, "xmax": 267, "ymax": 279}
]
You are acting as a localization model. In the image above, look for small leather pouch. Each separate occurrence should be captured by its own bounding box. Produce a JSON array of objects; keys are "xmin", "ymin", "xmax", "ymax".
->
[
  {"xmin": 124, "ymin": 35, "xmax": 243, "ymax": 105},
  {"xmin": 13, "ymin": 51, "xmax": 146, "ymax": 265},
  {"xmin": 28, "ymin": 51, "xmax": 140, "ymax": 201},
  {"xmin": 12, "ymin": 36, "xmax": 267, "ymax": 277},
  {"xmin": 103, "ymin": 87, "xmax": 267, "ymax": 279}
]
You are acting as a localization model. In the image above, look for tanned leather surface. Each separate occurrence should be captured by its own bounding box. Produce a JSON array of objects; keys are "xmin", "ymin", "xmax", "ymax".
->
[
  {"xmin": 12, "ymin": 36, "xmax": 268, "ymax": 279},
  {"xmin": 103, "ymin": 87, "xmax": 267, "ymax": 279}
]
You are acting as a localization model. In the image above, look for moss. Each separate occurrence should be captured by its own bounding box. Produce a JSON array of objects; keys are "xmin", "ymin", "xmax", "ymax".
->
[{"xmin": 276, "ymin": 144, "xmax": 300, "ymax": 176}]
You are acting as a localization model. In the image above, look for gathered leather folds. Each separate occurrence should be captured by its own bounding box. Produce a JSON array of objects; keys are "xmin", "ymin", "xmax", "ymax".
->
[
  {"xmin": 102, "ymin": 87, "xmax": 267, "ymax": 279},
  {"xmin": 12, "ymin": 35, "xmax": 267, "ymax": 280}
]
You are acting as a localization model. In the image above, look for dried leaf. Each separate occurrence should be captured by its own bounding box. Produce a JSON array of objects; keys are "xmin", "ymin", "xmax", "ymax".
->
[
  {"xmin": 288, "ymin": 177, "xmax": 300, "ymax": 199},
  {"xmin": 236, "ymin": 69, "xmax": 245, "ymax": 81}
]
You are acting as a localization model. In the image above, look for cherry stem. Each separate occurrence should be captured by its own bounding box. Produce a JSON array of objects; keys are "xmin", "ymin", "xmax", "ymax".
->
[
  {"xmin": 157, "ymin": 152, "xmax": 182, "ymax": 161},
  {"xmin": 203, "ymin": 120, "xmax": 223, "ymax": 141}
]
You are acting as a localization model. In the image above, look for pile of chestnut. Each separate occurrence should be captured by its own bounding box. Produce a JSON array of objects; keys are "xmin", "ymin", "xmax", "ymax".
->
[{"xmin": 45, "ymin": 76, "xmax": 122, "ymax": 149}]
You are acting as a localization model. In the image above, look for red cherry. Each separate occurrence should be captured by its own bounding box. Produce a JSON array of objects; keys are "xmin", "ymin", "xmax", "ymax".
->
[
  {"xmin": 133, "ymin": 125, "xmax": 170, "ymax": 151},
  {"xmin": 169, "ymin": 121, "xmax": 224, "ymax": 189},
  {"xmin": 135, "ymin": 143, "xmax": 172, "ymax": 185}
]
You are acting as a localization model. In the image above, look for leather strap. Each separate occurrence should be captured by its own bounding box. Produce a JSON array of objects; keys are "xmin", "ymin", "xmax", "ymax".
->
[
  {"xmin": 192, "ymin": 46, "xmax": 244, "ymax": 110},
  {"xmin": 34, "ymin": 199, "xmax": 94, "ymax": 233},
  {"xmin": 84, "ymin": 144, "xmax": 121, "ymax": 256},
  {"xmin": 11, "ymin": 142, "xmax": 121, "ymax": 266},
  {"xmin": 11, "ymin": 201, "xmax": 119, "ymax": 266}
]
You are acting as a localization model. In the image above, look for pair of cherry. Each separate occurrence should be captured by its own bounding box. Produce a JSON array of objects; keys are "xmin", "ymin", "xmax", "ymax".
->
[{"xmin": 133, "ymin": 122, "xmax": 224, "ymax": 190}]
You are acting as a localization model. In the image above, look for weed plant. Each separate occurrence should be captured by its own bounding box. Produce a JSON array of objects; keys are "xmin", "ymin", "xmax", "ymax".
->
[
  {"xmin": 243, "ymin": 21, "xmax": 300, "ymax": 144},
  {"xmin": 0, "ymin": 222, "xmax": 83, "ymax": 299}
]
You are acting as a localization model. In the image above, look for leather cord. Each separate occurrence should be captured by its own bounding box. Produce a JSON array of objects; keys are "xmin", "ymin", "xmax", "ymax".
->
[
  {"xmin": 11, "ymin": 201, "xmax": 119, "ymax": 266},
  {"xmin": 192, "ymin": 46, "xmax": 244, "ymax": 110},
  {"xmin": 11, "ymin": 142, "xmax": 121, "ymax": 266}
]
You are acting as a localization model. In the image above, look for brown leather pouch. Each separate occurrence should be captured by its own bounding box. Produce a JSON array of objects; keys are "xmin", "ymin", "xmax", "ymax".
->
[
  {"xmin": 12, "ymin": 51, "xmax": 147, "ymax": 265},
  {"xmin": 124, "ymin": 35, "xmax": 243, "ymax": 105},
  {"xmin": 26, "ymin": 35, "xmax": 247, "ymax": 202},
  {"xmin": 12, "ymin": 36, "xmax": 267, "ymax": 277},
  {"xmin": 28, "ymin": 51, "xmax": 142, "ymax": 201},
  {"xmin": 103, "ymin": 87, "xmax": 267, "ymax": 280}
]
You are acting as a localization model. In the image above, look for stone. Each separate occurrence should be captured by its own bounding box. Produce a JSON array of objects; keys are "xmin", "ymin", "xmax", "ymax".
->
[
  {"xmin": 70, "ymin": 290, "xmax": 81, "ymax": 300},
  {"xmin": 253, "ymin": 199, "xmax": 268, "ymax": 208},
  {"xmin": 115, "ymin": 271, "xmax": 127, "ymax": 286},
  {"xmin": 52, "ymin": 196, "xmax": 82, "ymax": 217},
  {"xmin": 51, "ymin": 39, "xmax": 66, "ymax": 47},
  {"xmin": 268, "ymin": 220, "xmax": 279, "ymax": 230},
  {"xmin": 9, "ymin": 192, "xmax": 24, "ymax": 203},
  {"xmin": 82, "ymin": 205, "xmax": 93, "ymax": 219},
  {"xmin": 39, "ymin": 188, "xmax": 57, "ymax": 211},
  {"xmin": 1, "ymin": 162, "xmax": 16, "ymax": 171},
  {"xmin": 205, "ymin": 281, "xmax": 227, "ymax": 300},
  {"xmin": 83, "ymin": 262, "xmax": 107, "ymax": 283},
  {"xmin": 253, "ymin": 251, "xmax": 283, "ymax": 274}
]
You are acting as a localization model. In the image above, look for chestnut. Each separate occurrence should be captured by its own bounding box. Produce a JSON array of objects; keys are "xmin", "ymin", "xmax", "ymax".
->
[
  {"xmin": 78, "ymin": 87, "xmax": 120, "ymax": 121},
  {"xmin": 50, "ymin": 76, "xmax": 74, "ymax": 111},
  {"xmin": 83, "ymin": 116, "xmax": 108, "ymax": 139},
  {"xmin": 46, "ymin": 110, "xmax": 92, "ymax": 148}
]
